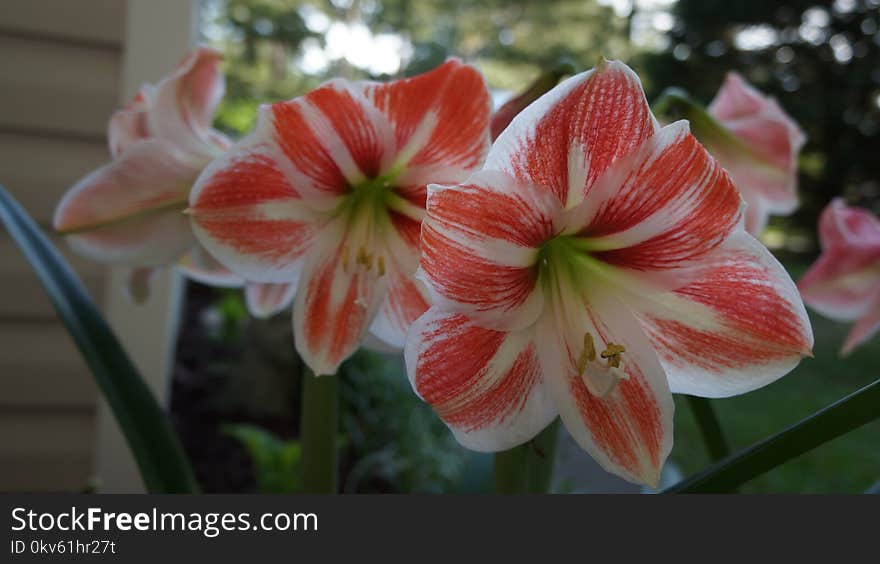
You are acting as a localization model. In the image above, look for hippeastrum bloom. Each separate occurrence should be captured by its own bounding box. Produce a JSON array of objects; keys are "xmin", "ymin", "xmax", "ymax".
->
[
  {"xmin": 799, "ymin": 199, "xmax": 880, "ymax": 355},
  {"xmin": 187, "ymin": 59, "xmax": 492, "ymax": 375},
  {"xmin": 52, "ymin": 46, "xmax": 293, "ymax": 318},
  {"xmin": 704, "ymin": 72, "xmax": 806, "ymax": 235},
  {"xmin": 54, "ymin": 46, "xmax": 228, "ymax": 278},
  {"xmin": 405, "ymin": 60, "xmax": 813, "ymax": 485}
]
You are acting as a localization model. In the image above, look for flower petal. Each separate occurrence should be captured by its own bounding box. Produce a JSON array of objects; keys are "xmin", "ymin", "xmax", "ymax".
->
[
  {"xmin": 53, "ymin": 139, "xmax": 198, "ymax": 266},
  {"xmin": 634, "ymin": 231, "xmax": 813, "ymax": 398},
  {"xmin": 369, "ymin": 265, "xmax": 430, "ymax": 349},
  {"xmin": 108, "ymin": 86, "xmax": 153, "ymax": 157},
  {"xmin": 405, "ymin": 308, "xmax": 557, "ymax": 451},
  {"xmin": 292, "ymin": 224, "xmax": 388, "ymax": 375},
  {"xmin": 360, "ymin": 58, "xmax": 491, "ymax": 174},
  {"xmin": 842, "ymin": 294, "xmax": 880, "ymax": 356},
  {"xmin": 419, "ymin": 170, "xmax": 561, "ymax": 330},
  {"xmin": 570, "ymin": 121, "xmax": 743, "ymax": 273},
  {"xmin": 148, "ymin": 46, "xmax": 226, "ymax": 160},
  {"xmin": 176, "ymin": 245, "xmax": 244, "ymax": 288},
  {"xmin": 188, "ymin": 132, "xmax": 323, "ymax": 283},
  {"xmin": 535, "ymin": 287, "xmax": 674, "ymax": 486},
  {"xmin": 486, "ymin": 60, "xmax": 657, "ymax": 208},
  {"xmin": 246, "ymin": 282, "xmax": 297, "ymax": 319},
  {"xmin": 799, "ymin": 199, "xmax": 880, "ymax": 321}
]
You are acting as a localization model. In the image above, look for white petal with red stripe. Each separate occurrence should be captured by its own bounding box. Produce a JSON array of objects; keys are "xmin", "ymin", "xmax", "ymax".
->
[
  {"xmin": 568, "ymin": 121, "xmax": 743, "ymax": 273},
  {"xmin": 189, "ymin": 132, "xmax": 324, "ymax": 283},
  {"xmin": 419, "ymin": 170, "xmax": 562, "ymax": 331},
  {"xmin": 359, "ymin": 59, "xmax": 491, "ymax": 175},
  {"xmin": 535, "ymin": 287, "xmax": 674, "ymax": 486},
  {"xmin": 486, "ymin": 60, "xmax": 658, "ymax": 208},
  {"xmin": 634, "ymin": 231, "xmax": 813, "ymax": 398},
  {"xmin": 245, "ymin": 282, "xmax": 297, "ymax": 320},
  {"xmin": 292, "ymin": 224, "xmax": 389, "ymax": 375},
  {"xmin": 405, "ymin": 308, "xmax": 557, "ymax": 451}
]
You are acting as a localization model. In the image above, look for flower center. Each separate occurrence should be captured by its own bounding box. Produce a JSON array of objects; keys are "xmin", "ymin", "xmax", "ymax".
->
[
  {"xmin": 334, "ymin": 173, "xmax": 402, "ymax": 277},
  {"xmin": 537, "ymin": 235, "xmax": 628, "ymax": 396}
]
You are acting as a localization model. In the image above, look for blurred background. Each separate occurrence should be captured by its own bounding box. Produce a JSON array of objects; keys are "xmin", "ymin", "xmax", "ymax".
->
[{"xmin": 0, "ymin": 0, "xmax": 877, "ymax": 493}]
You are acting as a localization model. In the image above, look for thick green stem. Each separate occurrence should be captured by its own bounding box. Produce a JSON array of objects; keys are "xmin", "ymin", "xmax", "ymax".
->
[
  {"xmin": 494, "ymin": 446, "xmax": 529, "ymax": 493},
  {"xmin": 687, "ymin": 396, "xmax": 730, "ymax": 462},
  {"xmin": 494, "ymin": 418, "xmax": 560, "ymax": 493},
  {"xmin": 526, "ymin": 419, "xmax": 561, "ymax": 493},
  {"xmin": 300, "ymin": 369, "xmax": 338, "ymax": 493}
]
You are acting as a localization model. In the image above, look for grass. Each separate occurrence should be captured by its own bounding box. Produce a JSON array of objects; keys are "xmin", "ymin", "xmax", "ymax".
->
[{"xmin": 670, "ymin": 260, "xmax": 880, "ymax": 493}]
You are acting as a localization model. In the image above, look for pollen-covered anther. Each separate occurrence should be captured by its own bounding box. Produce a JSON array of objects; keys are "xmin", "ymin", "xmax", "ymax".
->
[
  {"xmin": 600, "ymin": 343, "xmax": 626, "ymax": 369},
  {"xmin": 577, "ymin": 331, "xmax": 597, "ymax": 375},
  {"xmin": 377, "ymin": 255, "xmax": 386, "ymax": 277}
]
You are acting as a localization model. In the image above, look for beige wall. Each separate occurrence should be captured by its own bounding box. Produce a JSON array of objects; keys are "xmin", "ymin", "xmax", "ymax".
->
[{"xmin": 0, "ymin": 0, "xmax": 126, "ymax": 491}]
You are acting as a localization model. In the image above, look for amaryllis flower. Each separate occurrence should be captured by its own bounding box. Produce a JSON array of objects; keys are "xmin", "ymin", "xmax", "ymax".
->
[
  {"xmin": 799, "ymin": 199, "xmax": 880, "ymax": 355},
  {"xmin": 405, "ymin": 60, "xmax": 812, "ymax": 485},
  {"xmin": 51, "ymin": 46, "xmax": 293, "ymax": 318},
  {"xmin": 704, "ymin": 72, "xmax": 806, "ymax": 235},
  {"xmin": 53, "ymin": 46, "xmax": 229, "ymax": 294},
  {"xmin": 187, "ymin": 59, "xmax": 492, "ymax": 375}
]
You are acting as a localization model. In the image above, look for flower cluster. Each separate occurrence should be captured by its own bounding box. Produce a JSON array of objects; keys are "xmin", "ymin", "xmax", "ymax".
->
[{"xmin": 54, "ymin": 47, "xmax": 825, "ymax": 485}]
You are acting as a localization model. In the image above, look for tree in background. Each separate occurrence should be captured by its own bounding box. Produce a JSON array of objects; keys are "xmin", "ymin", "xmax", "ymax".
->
[{"xmin": 635, "ymin": 0, "xmax": 880, "ymax": 249}]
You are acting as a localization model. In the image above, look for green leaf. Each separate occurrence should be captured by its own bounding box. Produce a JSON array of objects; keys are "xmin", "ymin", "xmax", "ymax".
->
[
  {"xmin": 0, "ymin": 185, "xmax": 198, "ymax": 493},
  {"xmin": 665, "ymin": 379, "xmax": 880, "ymax": 493},
  {"xmin": 223, "ymin": 423, "xmax": 302, "ymax": 493}
]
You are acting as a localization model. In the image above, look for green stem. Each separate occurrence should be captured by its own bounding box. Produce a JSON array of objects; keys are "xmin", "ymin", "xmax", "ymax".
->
[
  {"xmin": 494, "ymin": 446, "xmax": 528, "ymax": 493},
  {"xmin": 300, "ymin": 368, "xmax": 338, "ymax": 493},
  {"xmin": 494, "ymin": 418, "xmax": 561, "ymax": 493},
  {"xmin": 527, "ymin": 419, "xmax": 561, "ymax": 493},
  {"xmin": 687, "ymin": 396, "xmax": 730, "ymax": 462},
  {"xmin": 665, "ymin": 379, "xmax": 880, "ymax": 493}
]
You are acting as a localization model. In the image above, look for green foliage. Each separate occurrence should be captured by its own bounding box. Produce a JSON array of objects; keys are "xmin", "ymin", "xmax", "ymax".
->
[
  {"xmin": 339, "ymin": 350, "xmax": 468, "ymax": 493},
  {"xmin": 223, "ymin": 423, "xmax": 302, "ymax": 493},
  {"xmin": 0, "ymin": 186, "xmax": 198, "ymax": 493}
]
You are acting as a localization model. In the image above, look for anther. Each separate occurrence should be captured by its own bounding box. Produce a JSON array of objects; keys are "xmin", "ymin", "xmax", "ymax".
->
[
  {"xmin": 600, "ymin": 343, "xmax": 626, "ymax": 368},
  {"xmin": 377, "ymin": 256, "xmax": 386, "ymax": 277}
]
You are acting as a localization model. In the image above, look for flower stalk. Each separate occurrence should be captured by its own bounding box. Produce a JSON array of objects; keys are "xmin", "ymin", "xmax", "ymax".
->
[
  {"xmin": 494, "ymin": 419, "xmax": 560, "ymax": 493},
  {"xmin": 299, "ymin": 369, "xmax": 339, "ymax": 493}
]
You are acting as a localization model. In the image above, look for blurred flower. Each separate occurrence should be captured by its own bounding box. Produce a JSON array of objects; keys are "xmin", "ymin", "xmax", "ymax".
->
[
  {"xmin": 406, "ymin": 60, "xmax": 812, "ymax": 486},
  {"xmin": 188, "ymin": 59, "xmax": 492, "ymax": 375},
  {"xmin": 799, "ymin": 199, "xmax": 880, "ymax": 355},
  {"xmin": 705, "ymin": 72, "xmax": 807, "ymax": 235},
  {"xmin": 52, "ymin": 46, "xmax": 293, "ymax": 318}
]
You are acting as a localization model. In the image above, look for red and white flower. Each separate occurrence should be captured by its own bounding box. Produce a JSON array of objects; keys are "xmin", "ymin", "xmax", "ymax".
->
[
  {"xmin": 705, "ymin": 72, "xmax": 806, "ymax": 235},
  {"xmin": 52, "ymin": 46, "xmax": 293, "ymax": 318},
  {"xmin": 406, "ymin": 60, "xmax": 813, "ymax": 485},
  {"xmin": 188, "ymin": 59, "xmax": 492, "ymax": 374},
  {"xmin": 799, "ymin": 199, "xmax": 880, "ymax": 355},
  {"xmin": 54, "ymin": 46, "xmax": 228, "ymax": 274}
]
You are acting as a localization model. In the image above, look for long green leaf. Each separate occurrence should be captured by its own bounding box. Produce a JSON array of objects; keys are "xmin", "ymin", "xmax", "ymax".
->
[
  {"xmin": 0, "ymin": 185, "xmax": 198, "ymax": 493},
  {"xmin": 687, "ymin": 396, "xmax": 731, "ymax": 462},
  {"xmin": 665, "ymin": 379, "xmax": 880, "ymax": 493}
]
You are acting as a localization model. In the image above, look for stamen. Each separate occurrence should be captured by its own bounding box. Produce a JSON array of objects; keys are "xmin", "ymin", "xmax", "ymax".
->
[
  {"xmin": 600, "ymin": 343, "xmax": 625, "ymax": 368},
  {"xmin": 377, "ymin": 255, "xmax": 386, "ymax": 277},
  {"xmin": 577, "ymin": 332, "xmax": 596, "ymax": 375},
  {"xmin": 341, "ymin": 245, "xmax": 350, "ymax": 273}
]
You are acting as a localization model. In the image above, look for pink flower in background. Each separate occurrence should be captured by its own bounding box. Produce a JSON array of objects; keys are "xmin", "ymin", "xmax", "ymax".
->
[
  {"xmin": 406, "ymin": 60, "xmax": 813, "ymax": 485},
  {"xmin": 799, "ymin": 199, "xmax": 880, "ymax": 355},
  {"xmin": 705, "ymin": 72, "xmax": 807, "ymax": 235},
  {"xmin": 52, "ymin": 46, "xmax": 293, "ymax": 318},
  {"xmin": 188, "ymin": 59, "xmax": 492, "ymax": 375},
  {"xmin": 54, "ymin": 46, "xmax": 228, "ymax": 274}
]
